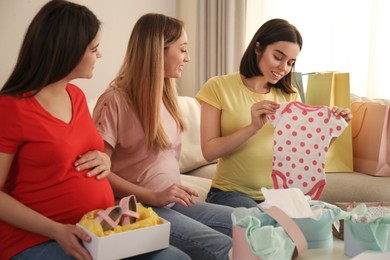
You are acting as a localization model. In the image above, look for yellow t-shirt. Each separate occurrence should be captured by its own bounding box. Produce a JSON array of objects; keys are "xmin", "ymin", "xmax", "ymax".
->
[{"xmin": 195, "ymin": 72, "xmax": 301, "ymax": 200}]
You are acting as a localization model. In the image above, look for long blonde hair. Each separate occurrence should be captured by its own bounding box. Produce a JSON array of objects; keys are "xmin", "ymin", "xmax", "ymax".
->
[{"xmin": 112, "ymin": 13, "xmax": 185, "ymax": 151}]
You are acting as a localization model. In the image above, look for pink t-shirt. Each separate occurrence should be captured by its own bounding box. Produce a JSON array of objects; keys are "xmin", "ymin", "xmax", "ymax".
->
[
  {"xmin": 93, "ymin": 89, "xmax": 181, "ymax": 203},
  {"xmin": 267, "ymin": 101, "xmax": 347, "ymax": 199}
]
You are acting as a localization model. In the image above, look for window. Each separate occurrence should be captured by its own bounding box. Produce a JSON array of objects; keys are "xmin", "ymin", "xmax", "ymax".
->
[{"xmin": 246, "ymin": 0, "xmax": 390, "ymax": 99}]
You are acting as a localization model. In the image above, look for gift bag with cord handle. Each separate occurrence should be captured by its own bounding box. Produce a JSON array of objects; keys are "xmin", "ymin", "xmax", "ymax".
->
[
  {"xmin": 292, "ymin": 72, "xmax": 305, "ymax": 103},
  {"xmin": 351, "ymin": 102, "xmax": 390, "ymax": 176},
  {"xmin": 305, "ymin": 72, "xmax": 353, "ymax": 172}
]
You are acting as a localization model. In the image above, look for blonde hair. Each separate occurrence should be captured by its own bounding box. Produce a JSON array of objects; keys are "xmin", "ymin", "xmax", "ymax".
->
[{"xmin": 111, "ymin": 13, "xmax": 185, "ymax": 151}]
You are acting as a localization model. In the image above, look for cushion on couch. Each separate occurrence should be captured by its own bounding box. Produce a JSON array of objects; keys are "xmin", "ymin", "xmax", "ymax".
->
[
  {"xmin": 350, "ymin": 93, "xmax": 390, "ymax": 105},
  {"xmin": 178, "ymin": 96, "xmax": 214, "ymax": 173},
  {"xmin": 181, "ymin": 174, "xmax": 212, "ymax": 202}
]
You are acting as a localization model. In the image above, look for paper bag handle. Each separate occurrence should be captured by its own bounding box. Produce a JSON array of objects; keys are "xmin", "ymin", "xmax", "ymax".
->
[{"xmin": 265, "ymin": 206, "xmax": 308, "ymax": 257}]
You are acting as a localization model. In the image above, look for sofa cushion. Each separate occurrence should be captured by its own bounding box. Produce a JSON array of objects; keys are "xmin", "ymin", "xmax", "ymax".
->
[
  {"xmin": 181, "ymin": 171, "xmax": 390, "ymax": 204},
  {"xmin": 183, "ymin": 164, "xmax": 216, "ymax": 179},
  {"xmin": 178, "ymin": 96, "xmax": 212, "ymax": 173},
  {"xmin": 321, "ymin": 172, "xmax": 390, "ymax": 204},
  {"xmin": 87, "ymin": 98, "xmax": 98, "ymax": 115},
  {"xmin": 180, "ymin": 174, "xmax": 211, "ymax": 202},
  {"xmin": 350, "ymin": 93, "xmax": 390, "ymax": 105}
]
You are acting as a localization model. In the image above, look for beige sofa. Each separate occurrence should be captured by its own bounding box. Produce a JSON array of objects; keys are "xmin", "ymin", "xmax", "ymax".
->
[{"xmin": 178, "ymin": 95, "xmax": 390, "ymax": 204}]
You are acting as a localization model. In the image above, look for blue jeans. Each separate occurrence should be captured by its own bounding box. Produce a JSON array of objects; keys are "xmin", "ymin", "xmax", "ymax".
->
[
  {"xmin": 12, "ymin": 240, "xmax": 190, "ymax": 260},
  {"xmin": 152, "ymin": 201, "xmax": 233, "ymax": 260},
  {"xmin": 206, "ymin": 187, "xmax": 262, "ymax": 208}
]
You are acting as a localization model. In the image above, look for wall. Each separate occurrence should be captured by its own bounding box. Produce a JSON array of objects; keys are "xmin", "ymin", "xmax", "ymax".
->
[
  {"xmin": 0, "ymin": 0, "xmax": 177, "ymax": 100},
  {"xmin": 176, "ymin": 0, "xmax": 198, "ymax": 97}
]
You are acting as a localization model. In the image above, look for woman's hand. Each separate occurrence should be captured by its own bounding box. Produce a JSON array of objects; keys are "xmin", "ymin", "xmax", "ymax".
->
[
  {"xmin": 52, "ymin": 223, "xmax": 92, "ymax": 260},
  {"xmin": 250, "ymin": 100, "xmax": 279, "ymax": 130},
  {"xmin": 74, "ymin": 151, "xmax": 111, "ymax": 179},
  {"xmin": 153, "ymin": 184, "xmax": 199, "ymax": 207},
  {"xmin": 331, "ymin": 106, "xmax": 352, "ymax": 123}
]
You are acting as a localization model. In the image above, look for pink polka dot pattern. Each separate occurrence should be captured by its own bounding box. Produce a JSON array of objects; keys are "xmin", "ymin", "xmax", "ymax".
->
[{"xmin": 267, "ymin": 101, "xmax": 348, "ymax": 199}]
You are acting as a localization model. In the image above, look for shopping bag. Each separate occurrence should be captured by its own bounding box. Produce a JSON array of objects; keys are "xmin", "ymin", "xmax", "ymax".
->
[
  {"xmin": 351, "ymin": 102, "xmax": 390, "ymax": 176},
  {"xmin": 292, "ymin": 72, "xmax": 305, "ymax": 103},
  {"xmin": 305, "ymin": 72, "xmax": 353, "ymax": 172}
]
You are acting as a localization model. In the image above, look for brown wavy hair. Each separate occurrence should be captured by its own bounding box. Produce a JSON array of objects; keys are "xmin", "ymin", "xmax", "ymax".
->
[{"xmin": 111, "ymin": 13, "xmax": 185, "ymax": 151}]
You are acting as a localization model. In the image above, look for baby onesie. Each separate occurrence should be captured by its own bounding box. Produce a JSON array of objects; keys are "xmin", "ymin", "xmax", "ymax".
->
[{"xmin": 267, "ymin": 101, "xmax": 348, "ymax": 199}]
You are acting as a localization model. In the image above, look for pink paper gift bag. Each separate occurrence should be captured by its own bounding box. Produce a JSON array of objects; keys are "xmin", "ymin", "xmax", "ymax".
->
[{"xmin": 351, "ymin": 102, "xmax": 390, "ymax": 176}]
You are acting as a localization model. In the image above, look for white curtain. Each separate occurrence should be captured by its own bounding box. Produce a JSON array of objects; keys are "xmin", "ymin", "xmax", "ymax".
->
[
  {"xmin": 246, "ymin": 0, "xmax": 390, "ymax": 99},
  {"xmin": 177, "ymin": 0, "xmax": 247, "ymax": 96},
  {"xmin": 198, "ymin": 0, "xmax": 247, "ymax": 85}
]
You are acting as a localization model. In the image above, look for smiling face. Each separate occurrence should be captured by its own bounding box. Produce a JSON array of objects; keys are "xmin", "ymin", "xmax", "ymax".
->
[
  {"xmin": 164, "ymin": 30, "xmax": 190, "ymax": 79},
  {"xmin": 68, "ymin": 30, "xmax": 102, "ymax": 80},
  {"xmin": 257, "ymin": 41, "xmax": 300, "ymax": 84}
]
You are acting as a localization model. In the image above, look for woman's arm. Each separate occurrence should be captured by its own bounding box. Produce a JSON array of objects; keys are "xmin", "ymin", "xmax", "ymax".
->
[
  {"xmin": 0, "ymin": 152, "xmax": 92, "ymax": 260},
  {"xmin": 103, "ymin": 142, "xmax": 198, "ymax": 207},
  {"xmin": 199, "ymin": 100, "xmax": 278, "ymax": 162}
]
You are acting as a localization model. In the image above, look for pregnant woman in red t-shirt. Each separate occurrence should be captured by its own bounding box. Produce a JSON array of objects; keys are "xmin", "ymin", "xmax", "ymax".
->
[{"xmin": 0, "ymin": 2, "xmax": 113, "ymax": 259}]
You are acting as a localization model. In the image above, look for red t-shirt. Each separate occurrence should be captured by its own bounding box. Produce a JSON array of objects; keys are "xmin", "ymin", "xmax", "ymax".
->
[{"xmin": 0, "ymin": 84, "xmax": 114, "ymax": 259}]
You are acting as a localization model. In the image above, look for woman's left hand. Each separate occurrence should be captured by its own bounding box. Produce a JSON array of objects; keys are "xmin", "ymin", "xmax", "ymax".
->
[
  {"xmin": 74, "ymin": 151, "xmax": 111, "ymax": 179},
  {"xmin": 332, "ymin": 106, "xmax": 352, "ymax": 123}
]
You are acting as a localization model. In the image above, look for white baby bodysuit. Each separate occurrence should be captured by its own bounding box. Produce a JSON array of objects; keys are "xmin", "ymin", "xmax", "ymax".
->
[{"xmin": 267, "ymin": 101, "xmax": 348, "ymax": 200}]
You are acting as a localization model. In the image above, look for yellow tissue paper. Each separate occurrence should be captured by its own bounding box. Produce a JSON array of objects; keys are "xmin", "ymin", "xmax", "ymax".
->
[{"xmin": 78, "ymin": 202, "xmax": 163, "ymax": 237}]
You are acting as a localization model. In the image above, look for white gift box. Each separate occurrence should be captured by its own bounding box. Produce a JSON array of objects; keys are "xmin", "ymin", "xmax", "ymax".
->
[{"xmin": 77, "ymin": 218, "xmax": 170, "ymax": 260}]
